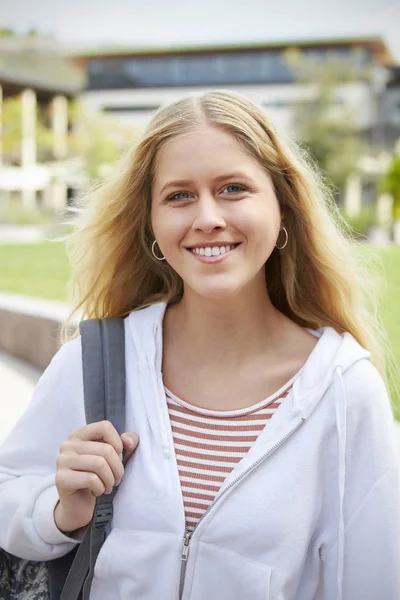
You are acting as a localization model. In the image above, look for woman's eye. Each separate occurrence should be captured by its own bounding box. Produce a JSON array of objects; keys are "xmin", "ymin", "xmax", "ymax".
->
[
  {"xmin": 223, "ymin": 184, "xmax": 246, "ymax": 194},
  {"xmin": 167, "ymin": 192, "xmax": 191, "ymax": 202}
]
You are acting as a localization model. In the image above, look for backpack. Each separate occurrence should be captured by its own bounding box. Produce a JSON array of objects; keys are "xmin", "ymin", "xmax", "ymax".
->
[{"xmin": 0, "ymin": 317, "xmax": 126, "ymax": 600}]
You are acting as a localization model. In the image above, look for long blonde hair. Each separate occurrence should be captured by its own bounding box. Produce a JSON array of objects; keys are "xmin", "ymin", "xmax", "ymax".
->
[{"xmin": 61, "ymin": 90, "xmax": 392, "ymax": 383}]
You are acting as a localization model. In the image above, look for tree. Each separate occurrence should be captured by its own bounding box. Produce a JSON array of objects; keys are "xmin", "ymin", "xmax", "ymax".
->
[
  {"xmin": 0, "ymin": 27, "xmax": 16, "ymax": 38},
  {"xmin": 380, "ymin": 154, "xmax": 400, "ymax": 220},
  {"xmin": 67, "ymin": 99, "xmax": 140, "ymax": 180},
  {"xmin": 1, "ymin": 95, "xmax": 53, "ymax": 163},
  {"xmin": 1, "ymin": 93, "xmax": 139, "ymax": 179},
  {"xmin": 285, "ymin": 49, "xmax": 368, "ymax": 191}
]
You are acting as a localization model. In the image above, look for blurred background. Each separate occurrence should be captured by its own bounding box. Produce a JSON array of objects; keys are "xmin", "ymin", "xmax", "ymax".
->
[{"xmin": 0, "ymin": 0, "xmax": 399, "ymax": 445}]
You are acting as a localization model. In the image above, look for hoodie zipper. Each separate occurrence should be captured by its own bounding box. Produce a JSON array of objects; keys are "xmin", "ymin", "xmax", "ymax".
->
[{"xmin": 178, "ymin": 415, "xmax": 306, "ymax": 599}]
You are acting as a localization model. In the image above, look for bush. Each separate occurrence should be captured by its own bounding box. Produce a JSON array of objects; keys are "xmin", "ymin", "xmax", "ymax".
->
[
  {"xmin": 338, "ymin": 205, "xmax": 377, "ymax": 239},
  {"xmin": 380, "ymin": 155, "xmax": 400, "ymax": 220}
]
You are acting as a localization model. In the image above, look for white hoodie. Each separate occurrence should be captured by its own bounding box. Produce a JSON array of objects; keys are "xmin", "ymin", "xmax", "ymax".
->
[{"xmin": 0, "ymin": 302, "xmax": 399, "ymax": 600}]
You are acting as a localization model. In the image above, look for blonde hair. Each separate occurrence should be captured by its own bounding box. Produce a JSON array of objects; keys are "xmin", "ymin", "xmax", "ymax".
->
[{"xmin": 61, "ymin": 90, "xmax": 392, "ymax": 384}]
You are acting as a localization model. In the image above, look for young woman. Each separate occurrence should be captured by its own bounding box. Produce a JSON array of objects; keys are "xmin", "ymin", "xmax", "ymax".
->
[{"xmin": 0, "ymin": 91, "xmax": 399, "ymax": 600}]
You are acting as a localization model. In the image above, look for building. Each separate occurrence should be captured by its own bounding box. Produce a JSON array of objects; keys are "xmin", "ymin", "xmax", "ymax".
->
[
  {"xmin": 2, "ymin": 35, "xmax": 399, "ymax": 217},
  {"xmin": 70, "ymin": 37, "xmax": 396, "ymax": 135},
  {"xmin": 0, "ymin": 34, "xmax": 87, "ymax": 212},
  {"xmin": 70, "ymin": 36, "xmax": 400, "ymax": 218}
]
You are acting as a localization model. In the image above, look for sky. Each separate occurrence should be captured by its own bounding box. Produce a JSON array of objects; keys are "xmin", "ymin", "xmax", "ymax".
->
[{"xmin": 1, "ymin": 0, "xmax": 400, "ymax": 61}]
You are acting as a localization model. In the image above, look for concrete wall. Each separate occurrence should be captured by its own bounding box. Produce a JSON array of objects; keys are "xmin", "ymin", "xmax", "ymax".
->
[{"xmin": 0, "ymin": 293, "xmax": 78, "ymax": 371}]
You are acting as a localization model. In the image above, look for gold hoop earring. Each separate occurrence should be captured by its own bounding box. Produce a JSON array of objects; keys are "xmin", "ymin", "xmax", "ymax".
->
[
  {"xmin": 152, "ymin": 240, "xmax": 166, "ymax": 261},
  {"xmin": 275, "ymin": 227, "xmax": 288, "ymax": 250}
]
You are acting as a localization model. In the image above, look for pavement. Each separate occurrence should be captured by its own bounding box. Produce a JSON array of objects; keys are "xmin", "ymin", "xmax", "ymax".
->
[
  {"xmin": 1, "ymin": 350, "xmax": 400, "ymax": 456},
  {"xmin": 0, "ymin": 351, "xmax": 42, "ymax": 445},
  {"xmin": 0, "ymin": 225, "xmax": 47, "ymax": 244}
]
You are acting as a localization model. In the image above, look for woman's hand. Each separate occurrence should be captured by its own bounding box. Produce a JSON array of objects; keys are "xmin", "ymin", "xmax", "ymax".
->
[{"xmin": 54, "ymin": 420, "xmax": 139, "ymax": 534}]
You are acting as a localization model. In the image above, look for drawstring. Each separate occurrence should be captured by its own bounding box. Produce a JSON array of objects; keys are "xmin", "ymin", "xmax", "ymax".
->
[
  {"xmin": 333, "ymin": 366, "xmax": 346, "ymax": 600},
  {"xmin": 148, "ymin": 323, "xmax": 172, "ymax": 459}
]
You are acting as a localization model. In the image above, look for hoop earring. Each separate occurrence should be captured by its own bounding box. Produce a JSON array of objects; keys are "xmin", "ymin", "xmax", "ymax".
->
[
  {"xmin": 152, "ymin": 239, "xmax": 166, "ymax": 261},
  {"xmin": 275, "ymin": 227, "xmax": 288, "ymax": 250}
]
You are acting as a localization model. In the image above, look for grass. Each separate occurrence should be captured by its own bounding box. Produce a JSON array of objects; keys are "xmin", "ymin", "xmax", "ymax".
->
[
  {"xmin": 0, "ymin": 242, "xmax": 71, "ymax": 302},
  {"xmin": 378, "ymin": 247, "xmax": 400, "ymax": 419},
  {"xmin": 0, "ymin": 241, "xmax": 399, "ymax": 417}
]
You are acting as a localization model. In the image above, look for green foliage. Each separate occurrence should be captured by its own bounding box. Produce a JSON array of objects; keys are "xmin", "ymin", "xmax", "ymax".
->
[
  {"xmin": 84, "ymin": 119, "xmax": 122, "ymax": 180},
  {"xmin": 285, "ymin": 49, "xmax": 367, "ymax": 189},
  {"xmin": 1, "ymin": 94, "xmax": 136, "ymax": 179},
  {"xmin": 67, "ymin": 99, "xmax": 137, "ymax": 180},
  {"xmin": 1, "ymin": 97, "xmax": 23, "ymax": 158},
  {"xmin": 380, "ymin": 155, "xmax": 400, "ymax": 219},
  {"xmin": 1, "ymin": 95, "xmax": 53, "ymax": 161},
  {"xmin": 339, "ymin": 205, "xmax": 377, "ymax": 238},
  {"xmin": 0, "ymin": 27, "xmax": 15, "ymax": 37}
]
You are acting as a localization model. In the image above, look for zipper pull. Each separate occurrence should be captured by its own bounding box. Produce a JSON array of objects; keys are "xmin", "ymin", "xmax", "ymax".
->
[{"xmin": 181, "ymin": 531, "xmax": 191, "ymax": 561}]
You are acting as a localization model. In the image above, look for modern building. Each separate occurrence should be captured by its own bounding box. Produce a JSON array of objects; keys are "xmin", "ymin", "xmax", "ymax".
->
[
  {"xmin": 70, "ymin": 36, "xmax": 400, "ymax": 218},
  {"xmin": 70, "ymin": 37, "xmax": 396, "ymax": 136}
]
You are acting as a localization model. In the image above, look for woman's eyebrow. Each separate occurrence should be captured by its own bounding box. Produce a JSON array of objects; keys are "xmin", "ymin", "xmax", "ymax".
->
[{"xmin": 159, "ymin": 171, "xmax": 253, "ymax": 195}]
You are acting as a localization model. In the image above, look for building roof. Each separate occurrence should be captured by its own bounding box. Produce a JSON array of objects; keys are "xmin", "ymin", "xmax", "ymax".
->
[
  {"xmin": 0, "ymin": 35, "xmax": 86, "ymax": 96},
  {"xmin": 68, "ymin": 36, "xmax": 395, "ymax": 67}
]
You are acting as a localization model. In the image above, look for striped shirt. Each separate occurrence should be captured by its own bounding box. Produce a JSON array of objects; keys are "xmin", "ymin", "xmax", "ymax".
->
[{"xmin": 164, "ymin": 376, "xmax": 298, "ymax": 532}]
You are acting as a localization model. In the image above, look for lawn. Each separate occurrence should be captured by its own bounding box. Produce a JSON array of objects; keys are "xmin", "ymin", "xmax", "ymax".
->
[
  {"xmin": 0, "ymin": 242, "xmax": 71, "ymax": 302},
  {"xmin": 0, "ymin": 242, "xmax": 399, "ymax": 417}
]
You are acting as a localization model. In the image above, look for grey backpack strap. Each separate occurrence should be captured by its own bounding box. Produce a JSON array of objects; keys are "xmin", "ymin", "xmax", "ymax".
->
[
  {"xmin": 60, "ymin": 317, "xmax": 126, "ymax": 600},
  {"xmin": 81, "ymin": 317, "xmax": 126, "ymax": 434}
]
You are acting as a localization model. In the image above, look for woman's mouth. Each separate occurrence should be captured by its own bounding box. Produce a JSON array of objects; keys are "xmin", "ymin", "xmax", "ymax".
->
[{"xmin": 186, "ymin": 243, "xmax": 241, "ymax": 263}]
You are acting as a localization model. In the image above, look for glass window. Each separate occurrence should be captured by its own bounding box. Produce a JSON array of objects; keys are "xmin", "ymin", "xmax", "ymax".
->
[{"xmin": 86, "ymin": 45, "xmax": 370, "ymax": 90}]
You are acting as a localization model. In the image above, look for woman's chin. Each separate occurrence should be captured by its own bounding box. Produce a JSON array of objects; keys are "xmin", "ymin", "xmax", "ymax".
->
[{"xmin": 185, "ymin": 280, "xmax": 243, "ymax": 301}]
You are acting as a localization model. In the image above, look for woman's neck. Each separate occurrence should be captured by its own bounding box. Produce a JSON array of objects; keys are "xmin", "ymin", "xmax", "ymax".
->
[{"xmin": 165, "ymin": 286, "xmax": 286, "ymax": 369}]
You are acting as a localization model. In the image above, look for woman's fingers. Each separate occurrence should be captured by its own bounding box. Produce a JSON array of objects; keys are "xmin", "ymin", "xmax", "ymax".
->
[
  {"xmin": 64, "ymin": 440, "xmax": 125, "ymax": 485},
  {"xmin": 69, "ymin": 421, "xmax": 123, "ymax": 456},
  {"xmin": 56, "ymin": 423, "xmax": 140, "ymax": 502},
  {"xmin": 121, "ymin": 432, "xmax": 140, "ymax": 463},
  {"xmin": 57, "ymin": 453, "xmax": 116, "ymax": 494},
  {"xmin": 55, "ymin": 468, "xmax": 107, "ymax": 498}
]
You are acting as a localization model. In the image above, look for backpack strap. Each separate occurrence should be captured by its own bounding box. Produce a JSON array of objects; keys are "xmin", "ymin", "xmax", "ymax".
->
[{"xmin": 60, "ymin": 317, "xmax": 126, "ymax": 600}]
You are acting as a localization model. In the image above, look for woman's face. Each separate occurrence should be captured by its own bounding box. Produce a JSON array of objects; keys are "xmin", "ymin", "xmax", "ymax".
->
[{"xmin": 151, "ymin": 125, "xmax": 282, "ymax": 300}]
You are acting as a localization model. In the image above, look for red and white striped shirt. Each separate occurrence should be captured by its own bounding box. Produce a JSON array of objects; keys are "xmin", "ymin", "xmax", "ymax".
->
[{"xmin": 165, "ymin": 376, "xmax": 299, "ymax": 532}]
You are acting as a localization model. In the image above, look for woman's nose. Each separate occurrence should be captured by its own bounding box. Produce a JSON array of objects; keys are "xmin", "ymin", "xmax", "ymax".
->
[{"xmin": 192, "ymin": 194, "xmax": 226, "ymax": 233}]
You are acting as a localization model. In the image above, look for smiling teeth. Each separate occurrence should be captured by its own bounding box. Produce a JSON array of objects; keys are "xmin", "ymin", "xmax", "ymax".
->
[{"xmin": 191, "ymin": 245, "xmax": 237, "ymax": 256}]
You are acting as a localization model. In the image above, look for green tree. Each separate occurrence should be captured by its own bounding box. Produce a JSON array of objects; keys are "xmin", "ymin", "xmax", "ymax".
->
[
  {"xmin": 1, "ymin": 95, "xmax": 53, "ymax": 162},
  {"xmin": 68, "ymin": 99, "xmax": 139, "ymax": 180},
  {"xmin": 285, "ymin": 49, "xmax": 368, "ymax": 191},
  {"xmin": 380, "ymin": 155, "xmax": 400, "ymax": 220},
  {"xmin": 0, "ymin": 27, "xmax": 16, "ymax": 37},
  {"xmin": 1, "ymin": 94, "xmax": 138, "ymax": 178}
]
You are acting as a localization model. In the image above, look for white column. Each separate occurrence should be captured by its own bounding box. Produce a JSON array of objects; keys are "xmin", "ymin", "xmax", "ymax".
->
[
  {"xmin": 21, "ymin": 89, "xmax": 37, "ymax": 210},
  {"xmin": 52, "ymin": 95, "xmax": 68, "ymax": 159},
  {"xmin": 376, "ymin": 193, "xmax": 392, "ymax": 229},
  {"xmin": 21, "ymin": 89, "xmax": 37, "ymax": 166},
  {"xmin": 0, "ymin": 85, "xmax": 9, "ymax": 209},
  {"xmin": 51, "ymin": 181, "xmax": 67, "ymax": 213},
  {"xmin": 43, "ymin": 185, "xmax": 54, "ymax": 210},
  {"xmin": 344, "ymin": 173, "xmax": 362, "ymax": 218}
]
